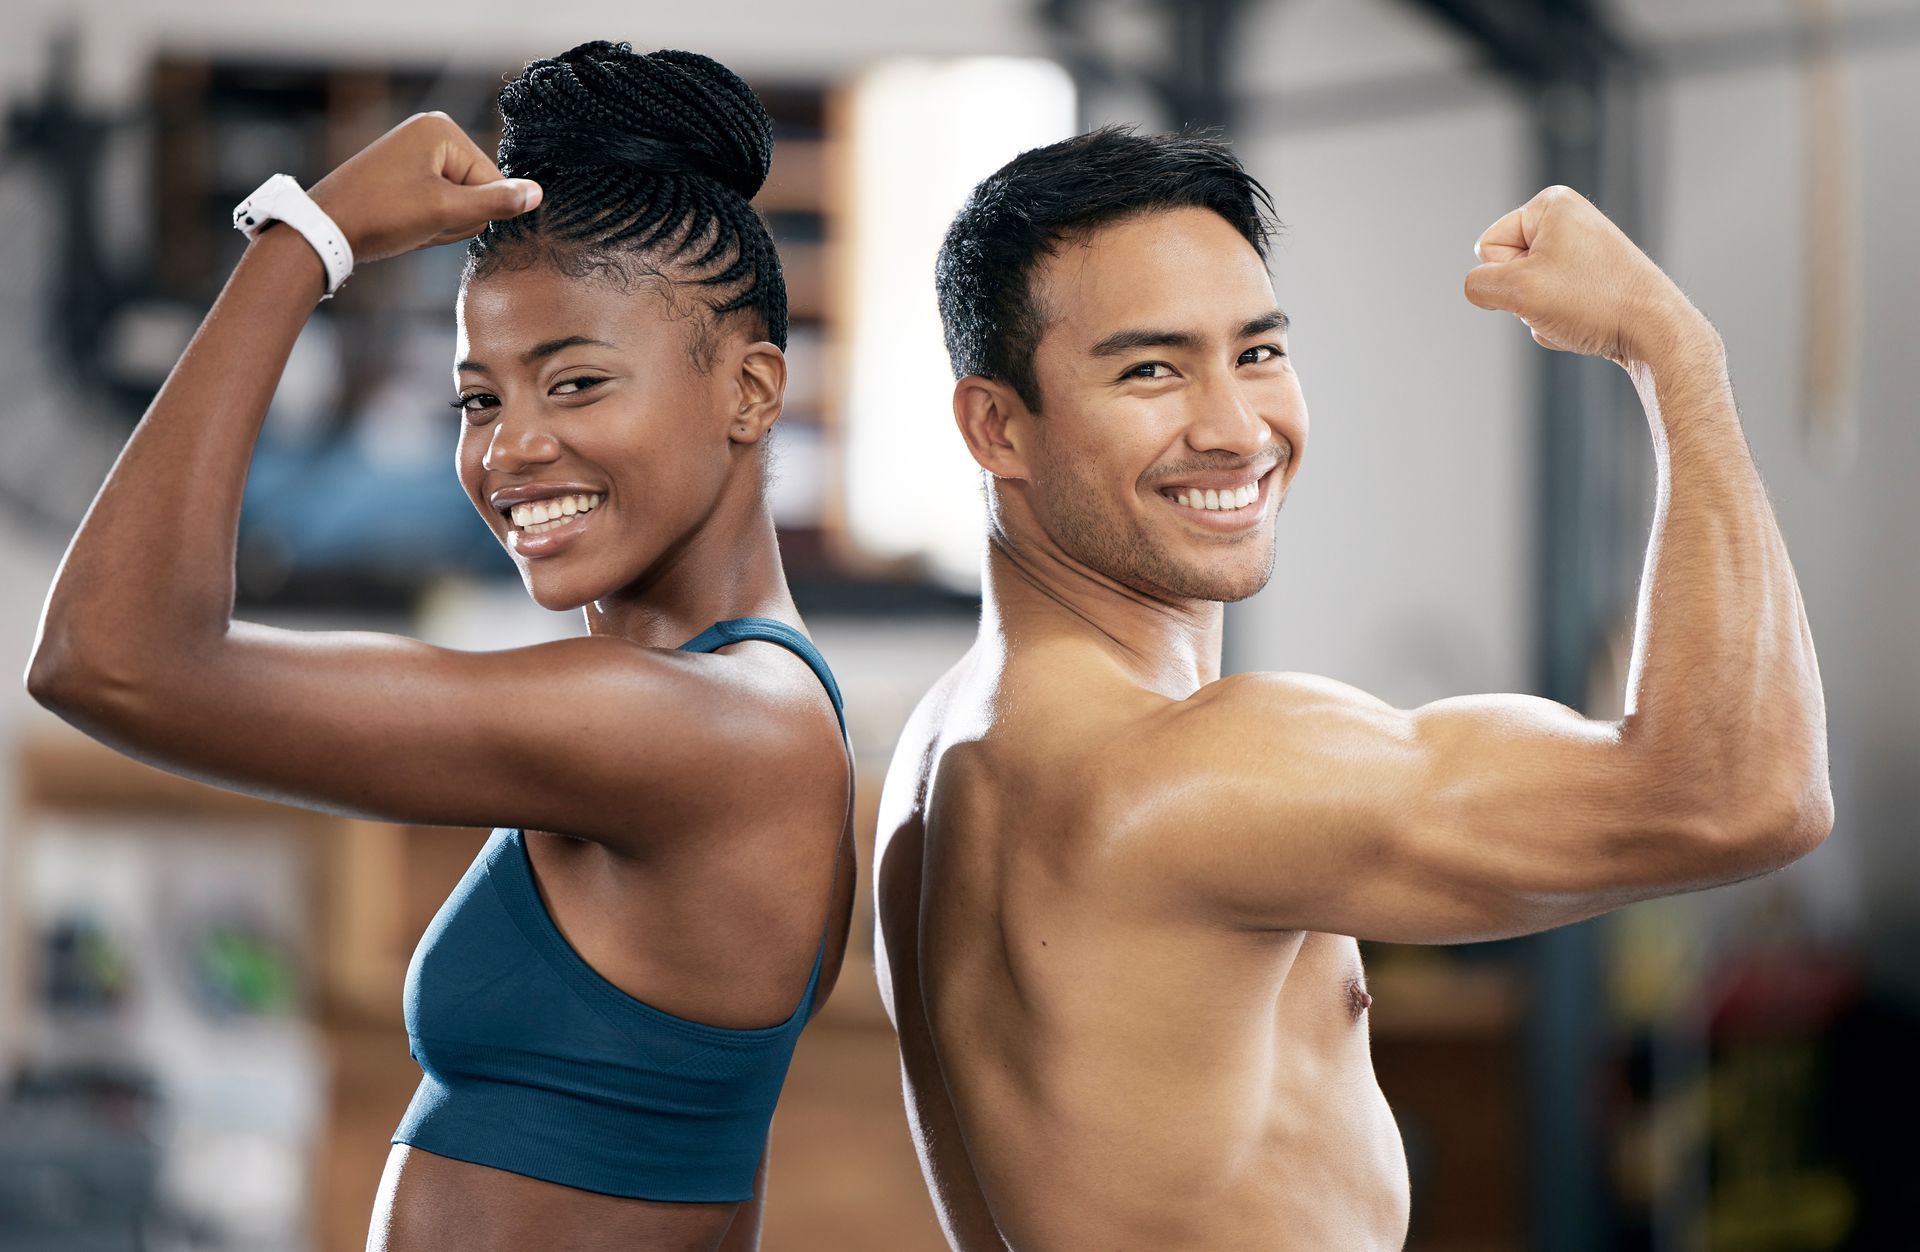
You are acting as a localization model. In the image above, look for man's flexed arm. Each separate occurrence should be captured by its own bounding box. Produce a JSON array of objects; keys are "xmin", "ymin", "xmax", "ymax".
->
[
  {"xmin": 1114, "ymin": 186, "xmax": 1832, "ymax": 944},
  {"xmin": 1463, "ymin": 185, "xmax": 1830, "ymax": 838}
]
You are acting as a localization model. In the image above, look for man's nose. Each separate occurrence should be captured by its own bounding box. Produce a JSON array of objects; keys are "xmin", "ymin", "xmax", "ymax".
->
[{"xmin": 1186, "ymin": 369, "xmax": 1273, "ymax": 457}]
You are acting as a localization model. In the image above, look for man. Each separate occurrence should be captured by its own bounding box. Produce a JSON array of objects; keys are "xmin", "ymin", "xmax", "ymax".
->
[{"xmin": 873, "ymin": 125, "xmax": 1832, "ymax": 1251}]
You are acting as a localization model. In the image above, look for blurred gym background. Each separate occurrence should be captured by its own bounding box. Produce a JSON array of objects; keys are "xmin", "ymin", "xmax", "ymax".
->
[{"xmin": 0, "ymin": 0, "xmax": 1915, "ymax": 1248}]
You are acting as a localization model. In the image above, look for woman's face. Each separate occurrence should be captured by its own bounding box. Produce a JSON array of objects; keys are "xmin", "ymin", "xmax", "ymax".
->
[{"xmin": 451, "ymin": 264, "xmax": 746, "ymax": 612}]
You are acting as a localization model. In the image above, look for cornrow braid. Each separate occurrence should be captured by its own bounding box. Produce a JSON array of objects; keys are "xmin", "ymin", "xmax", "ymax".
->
[{"xmin": 466, "ymin": 40, "xmax": 788, "ymax": 363}]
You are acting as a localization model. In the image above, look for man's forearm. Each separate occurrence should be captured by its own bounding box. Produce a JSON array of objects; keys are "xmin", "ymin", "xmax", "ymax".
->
[{"xmin": 1618, "ymin": 324, "xmax": 1832, "ymax": 846}]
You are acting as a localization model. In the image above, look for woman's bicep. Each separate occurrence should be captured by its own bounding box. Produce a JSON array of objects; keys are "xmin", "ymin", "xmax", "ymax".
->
[{"xmin": 40, "ymin": 621, "xmax": 744, "ymax": 837}]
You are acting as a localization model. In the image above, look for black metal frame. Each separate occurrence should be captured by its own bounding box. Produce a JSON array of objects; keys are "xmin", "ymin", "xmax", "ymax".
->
[{"xmin": 1408, "ymin": 9, "xmax": 1636, "ymax": 1246}]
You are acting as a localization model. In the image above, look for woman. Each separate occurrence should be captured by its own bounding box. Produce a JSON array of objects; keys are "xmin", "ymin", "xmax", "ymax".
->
[{"xmin": 27, "ymin": 41, "xmax": 854, "ymax": 1252}]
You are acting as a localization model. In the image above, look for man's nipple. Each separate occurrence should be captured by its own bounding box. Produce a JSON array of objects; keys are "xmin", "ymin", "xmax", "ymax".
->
[{"xmin": 1346, "ymin": 977, "xmax": 1373, "ymax": 1019}]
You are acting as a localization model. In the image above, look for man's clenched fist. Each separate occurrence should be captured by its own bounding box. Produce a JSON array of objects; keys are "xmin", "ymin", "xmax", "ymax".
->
[{"xmin": 1464, "ymin": 185, "xmax": 1715, "ymax": 371}]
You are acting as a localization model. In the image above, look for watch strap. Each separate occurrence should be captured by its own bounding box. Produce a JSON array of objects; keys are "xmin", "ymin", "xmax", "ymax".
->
[{"xmin": 232, "ymin": 173, "xmax": 354, "ymax": 298}]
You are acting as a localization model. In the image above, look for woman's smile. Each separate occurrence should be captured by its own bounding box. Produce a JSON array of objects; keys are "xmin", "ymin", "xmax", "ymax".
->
[{"xmin": 500, "ymin": 489, "xmax": 607, "ymax": 558}]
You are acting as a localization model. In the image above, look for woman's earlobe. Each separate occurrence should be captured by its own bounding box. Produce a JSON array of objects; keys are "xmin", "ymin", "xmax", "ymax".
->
[{"xmin": 728, "ymin": 402, "xmax": 779, "ymax": 445}]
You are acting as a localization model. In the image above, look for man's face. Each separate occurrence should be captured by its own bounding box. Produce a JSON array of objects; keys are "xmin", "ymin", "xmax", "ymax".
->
[{"xmin": 1014, "ymin": 205, "xmax": 1307, "ymax": 603}]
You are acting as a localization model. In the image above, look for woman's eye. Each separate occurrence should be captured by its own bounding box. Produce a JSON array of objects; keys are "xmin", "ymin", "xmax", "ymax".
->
[
  {"xmin": 1240, "ymin": 344, "xmax": 1287, "ymax": 365},
  {"xmin": 447, "ymin": 376, "xmax": 606, "ymax": 419}
]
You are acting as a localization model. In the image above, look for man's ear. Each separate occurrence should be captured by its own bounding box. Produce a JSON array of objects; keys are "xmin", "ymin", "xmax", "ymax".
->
[
  {"xmin": 726, "ymin": 341, "xmax": 787, "ymax": 445},
  {"xmin": 953, "ymin": 376, "xmax": 1034, "ymax": 481}
]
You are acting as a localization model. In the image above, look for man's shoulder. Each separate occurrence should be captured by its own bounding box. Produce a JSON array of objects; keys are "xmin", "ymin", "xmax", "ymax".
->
[
  {"xmin": 912, "ymin": 657, "xmax": 1175, "ymax": 834},
  {"xmin": 978, "ymin": 667, "xmax": 1399, "ymax": 833}
]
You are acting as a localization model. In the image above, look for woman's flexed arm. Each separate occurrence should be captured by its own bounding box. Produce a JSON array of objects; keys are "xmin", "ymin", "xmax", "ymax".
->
[
  {"xmin": 22, "ymin": 116, "xmax": 835, "ymax": 841},
  {"xmin": 28, "ymin": 112, "xmax": 537, "ymax": 693}
]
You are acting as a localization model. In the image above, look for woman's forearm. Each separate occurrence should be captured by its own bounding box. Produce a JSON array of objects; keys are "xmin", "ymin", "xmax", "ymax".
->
[{"xmin": 28, "ymin": 224, "xmax": 327, "ymax": 700}]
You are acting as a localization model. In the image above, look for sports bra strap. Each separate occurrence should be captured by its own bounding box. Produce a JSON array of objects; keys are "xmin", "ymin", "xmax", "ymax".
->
[
  {"xmin": 677, "ymin": 616, "xmax": 847, "ymax": 1024},
  {"xmin": 677, "ymin": 616, "xmax": 847, "ymax": 742}
]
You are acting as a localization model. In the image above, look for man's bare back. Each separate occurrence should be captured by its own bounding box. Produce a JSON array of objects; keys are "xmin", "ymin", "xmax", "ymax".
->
[
  {"xmin": 876, "ymin": 639, "xmax": 1412, "ymax": 1250},
  {"xmin": 875, "ymin": 129, "xmax": 1829, "ymax": 1250}
]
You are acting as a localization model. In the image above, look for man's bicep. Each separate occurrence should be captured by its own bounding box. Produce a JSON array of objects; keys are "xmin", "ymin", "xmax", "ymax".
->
[{"xmin": 1132, "ymin": 673, "xmax": 1724, "ymax": 943}]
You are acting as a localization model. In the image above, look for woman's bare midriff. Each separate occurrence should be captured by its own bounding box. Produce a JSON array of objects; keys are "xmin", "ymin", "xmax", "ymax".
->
[{"xmin": 369, "ymin": 1144, "xmax": 740, "ymax": 1252}]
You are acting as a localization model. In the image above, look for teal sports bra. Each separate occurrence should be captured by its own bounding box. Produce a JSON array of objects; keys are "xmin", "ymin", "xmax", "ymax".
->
[{"xmin": 390, "ymin": 617, "xmax": 848, "ymax": 1202}]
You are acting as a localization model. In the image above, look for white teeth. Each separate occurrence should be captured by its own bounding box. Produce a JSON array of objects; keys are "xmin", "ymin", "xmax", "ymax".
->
[
  {"xmin": 509, "ymin": 491, "xmax": 603, "ymax": 530},
  {"xmin": 1164, "ymin": 483, "xmax": 1260, "ymax": 512}
]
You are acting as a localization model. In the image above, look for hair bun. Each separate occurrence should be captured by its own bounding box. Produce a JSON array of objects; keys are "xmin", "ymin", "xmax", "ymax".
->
[{"xmin": 496, "ymin": 40, "xmax": 772, "ymax": 201}]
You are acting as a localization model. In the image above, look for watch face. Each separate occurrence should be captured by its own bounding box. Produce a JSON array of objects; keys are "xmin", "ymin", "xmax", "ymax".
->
[{"xmin": 236, "ymin": 175, "xmax": 291, "ymax": 236}]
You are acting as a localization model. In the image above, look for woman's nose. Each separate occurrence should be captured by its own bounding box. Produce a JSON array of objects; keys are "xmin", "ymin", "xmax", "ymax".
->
[{"xmin": 481, "ymin": 416, "xmax": 561, "ymax": 474}]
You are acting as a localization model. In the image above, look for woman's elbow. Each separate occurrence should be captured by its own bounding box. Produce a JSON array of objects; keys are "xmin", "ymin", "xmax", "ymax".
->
[
  {"xmin": 25, "ymin": 633, "xmax": 149, "ymax": 731},
  {"xmin": 25, "ymin": 632, "xmax": 83, "ymax": 710}
]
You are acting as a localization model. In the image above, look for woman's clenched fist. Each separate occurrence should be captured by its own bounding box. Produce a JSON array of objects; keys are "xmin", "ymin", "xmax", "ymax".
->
[{"xmin": 305, "ymin": 112, "xmax": 542, "ymax": 266}]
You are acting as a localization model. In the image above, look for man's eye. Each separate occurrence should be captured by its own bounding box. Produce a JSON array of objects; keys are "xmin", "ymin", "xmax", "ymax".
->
[
  {"xmin": 1124, "ymin": 362, "xmax": 1173, "ymax": 380},
  {"xmin": 1240, "ymin": 344, "xmax": 1287, "ymax": 365}
]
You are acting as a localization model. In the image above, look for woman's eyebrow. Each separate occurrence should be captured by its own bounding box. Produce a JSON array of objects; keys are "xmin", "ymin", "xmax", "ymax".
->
[{"xmin": 456, "ymin": 335, "xmax": 619, "ymax": 374}]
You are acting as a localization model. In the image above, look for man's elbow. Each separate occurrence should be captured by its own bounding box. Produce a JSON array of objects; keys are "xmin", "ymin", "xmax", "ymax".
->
[
  {"xmin": 1778, "ymin": 772, "xmax": 1836, "ymax": 860},
  {"xmin": 1719, "ymin": 766, "xmax": 1836, "ymax": 871}
]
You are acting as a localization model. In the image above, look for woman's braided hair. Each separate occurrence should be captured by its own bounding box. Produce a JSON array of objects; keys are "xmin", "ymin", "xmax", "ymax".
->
[{"xmin": 466, "ymin": 40, "xmax": 788, "ymax": 365}]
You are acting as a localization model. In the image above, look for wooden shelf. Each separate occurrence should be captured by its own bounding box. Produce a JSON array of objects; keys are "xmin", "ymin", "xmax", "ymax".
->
[
  {"xmin": 759, "ymin": 138, "xmax": 830, "ymax": 213},
  {"xmin": 10, "ymin": 727, "xmax": 488, "ymax": 1252},
  {"xmin": 21, "ymin": 732, "xmax": 339, "ymax": 820},
  {"xmin": 1368, "ymin": 958, "xmax": 1522, "ymax": 1040}
]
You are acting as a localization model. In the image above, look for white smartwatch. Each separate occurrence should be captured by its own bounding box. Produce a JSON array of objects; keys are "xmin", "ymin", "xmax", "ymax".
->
[{"xmin": 232, "ymin": 173, "xmax": 354, "ymax": 299}]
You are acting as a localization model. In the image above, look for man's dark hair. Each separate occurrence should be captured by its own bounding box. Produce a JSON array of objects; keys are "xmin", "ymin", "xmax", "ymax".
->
[
  {"xmin": 935, "ymin": 124, "xmax": 1279, "ymax": 411},
  {"xmin": 467, "ymin": 40, "xmax": 788, "ymax": 365}
]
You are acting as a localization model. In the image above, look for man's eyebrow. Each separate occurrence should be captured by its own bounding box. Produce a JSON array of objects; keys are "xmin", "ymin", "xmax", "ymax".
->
[
  {"xmin": 1087, "ymin": 328, "xmax": 1203, "ymax": 358},
  {"xmin": 1087, "ymin": 309, "xmax": 1291, "ymax": 359},
  {"xmin": 1241, "ymin": 309, "xmax": 1291, "ymax": 338},
  {"xmin": 455, "ymin": 335, "xmax": 618, "ymax": 374}
]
